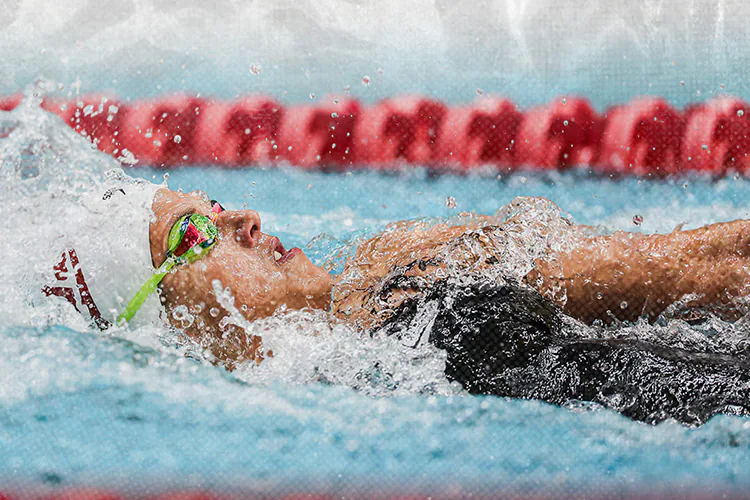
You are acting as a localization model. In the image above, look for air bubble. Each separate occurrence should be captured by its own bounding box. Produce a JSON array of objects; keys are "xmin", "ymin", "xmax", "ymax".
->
[
  {"xmin": 249, "ymin": 63, "xmax": 263, "ymax": 75},
  {"xmin": 445, "ymin": 196, "xmax": 457, "ymax": 209},
  {"xmin": 173, "ymin": 135, "xmax": 182, "ymax": 144},
  {"xmin": 362, "ymin": 75, "xmax": 371, "ymax": 86},
  {"xmin": 632, "ymin": 215, "xmax": 643, "ymax": 226},
  {"xmin": 620, "ymin": 301, "xmax": 628, "ymax": 310},
  {"xmin": 739, "ymin": 109, "xmax": 745, "ymax": 117},
  {"xmin": 209, "ymin": 307, "xmax": 220, "ymax": 318}
]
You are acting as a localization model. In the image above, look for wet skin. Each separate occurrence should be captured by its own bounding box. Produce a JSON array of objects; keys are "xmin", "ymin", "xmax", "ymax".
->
[
  {"xmin": 149, "ymin": 189, "xmax": 750, "ymax": 365},
  {"xmin": 150, "ymin": 188, "xmax": 332, "ymax": 364}
]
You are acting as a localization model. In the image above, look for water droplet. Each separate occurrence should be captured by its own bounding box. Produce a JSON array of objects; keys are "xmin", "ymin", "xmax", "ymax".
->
[
  {"xmin": 701, "ymin": 144, "xmax": 708, "ymax": 150},
  {"xmin": 563, "ymin": 120, "xmax": 569, "ymax": 126},
  {"xmin": 476, "ymin": 88, "xmax": 483, "ymax": 96},
  {"xmin": 172, "ymin": 305, "xmax": 188, "ymax": 320},
  {"xmin": 561, "ymin": 98, "xmax": 567, "ymax": 105},
  {"xmin": 331, "ymin": 112, "xmax": 338, "ymax": 118},
  {"xmin": 209, "ymin": 307, "xmax": 220, "ymax": 318},
  {"xmin": 739, "ymin": 109, "xmax": 745, "ymax": 117},
  {"xmin": 333, "ymin": 98, "xmax": 339, "ymax": 104},
  {"xmin": 173, "ymin": 135, "xmax": 182, "ymax": 144},
  {"xmin": 309, "ymin": 93, "xmax": 316, "ymax": 100},
  {"xmin": 362, "ymin": 75, "xmax": 371, "ymax": 86},
  {"xmin": 680, "ymin": 81, "xmax": 685, "ymax": 86},
  {"xmin": 445, "ymin": 196, "xmax": 457, "ymax": 209},
  {"xmin": 632, "ymin": 214, "xmax": 643, "ymax": 226},
  {"xmin": 249, "ymin": 63, "xmax": 263, "ymax": 75},
  {"xmin": 596, "ymin": 292, "xmax": 603, "ymax": 300},
  {"xmin": 620, "ymin": 301, "xmax": 628, "ymax": 310}
]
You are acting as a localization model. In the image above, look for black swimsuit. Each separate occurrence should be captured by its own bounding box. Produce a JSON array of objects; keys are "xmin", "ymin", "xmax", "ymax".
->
[{"xmin": 378, "ymin": 280, "xmax": 750, "ymax": 426}]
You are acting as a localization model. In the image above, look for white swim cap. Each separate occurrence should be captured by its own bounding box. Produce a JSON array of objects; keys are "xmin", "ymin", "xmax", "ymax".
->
[{"xmin": 42, "ymin": 178, "xmax": 165, "ymax": 329}]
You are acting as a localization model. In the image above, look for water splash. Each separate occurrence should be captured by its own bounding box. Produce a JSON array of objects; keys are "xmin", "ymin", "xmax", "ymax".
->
[
  {"xmin": 0, "ymin": 80, "xmax": 118, "ymax": 198},
  {"xmin": 208, "ymin": 279, "xmax": 456, "ymax": 396}
]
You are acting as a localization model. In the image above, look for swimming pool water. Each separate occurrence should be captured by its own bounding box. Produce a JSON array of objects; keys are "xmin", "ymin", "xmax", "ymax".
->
[{"xmin": 3, "ymin": 157, "xmax": 750, "ymax": 495}]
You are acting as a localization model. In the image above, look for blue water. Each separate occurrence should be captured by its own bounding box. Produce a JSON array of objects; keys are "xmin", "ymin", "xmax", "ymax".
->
[{"xmin": 3, "ymin": 166, "xmax": 750, "ymax": 495}]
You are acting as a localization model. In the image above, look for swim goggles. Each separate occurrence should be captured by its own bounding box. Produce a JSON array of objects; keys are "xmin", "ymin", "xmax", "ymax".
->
[{"xmin": 117, "ymin": 200, "xmax": 224, "ymax": 324}]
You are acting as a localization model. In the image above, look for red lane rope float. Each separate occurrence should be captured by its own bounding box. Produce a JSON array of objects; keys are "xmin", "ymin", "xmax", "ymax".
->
[
  {"xmin": 434, "ymin": 97, "xmax": 522, "ymax": 171},
  {"xmin": 194, "ymin": 96, "xmax": 283, "ymax": 166},
  {"xmin": 42, "ymin": 95, "xmax": 128, "ymax": 156},
  {"xmin": 4, "ymin": 93, "xmax": 750, "ymax": 175},
  {"xmin": 681, "ymin": 97, "xmax": 750, "ymax": 174},
  {"xmin": 276, "ymin": 96, "xmax": 359, "ymax": 169},
  {"xmin": 353, "ymin": 95, "xmax": 447, "ymax": 168},
  {"xmin": 598, "ymin": 97, "xmax": 685, "ymax": 176},
  {"xmin": 515, "ymin": 97, "xmax": 603, "ymax": 170},
  {"xmin": 118, "ymin": 94, "xmax": 205, "ymax": 166},
  {"xmin": 0, "ymin": 93, "xmax": 22, "ymax": 111}
]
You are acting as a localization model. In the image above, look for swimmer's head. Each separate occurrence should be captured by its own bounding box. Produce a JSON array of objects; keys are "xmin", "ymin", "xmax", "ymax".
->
[{"xmin": 149, "ymin": 188, "xmax": 332, "ymax": 338}]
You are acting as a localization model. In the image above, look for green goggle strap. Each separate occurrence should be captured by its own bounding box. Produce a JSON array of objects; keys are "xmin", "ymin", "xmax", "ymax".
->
[{"xmin": 116, "ymin": 259, "xmax": 177, "ymax": 324}]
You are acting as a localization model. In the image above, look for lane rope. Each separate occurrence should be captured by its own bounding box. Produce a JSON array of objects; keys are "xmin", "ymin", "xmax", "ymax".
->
[{"xmin": 2, "ymin": 93, "xmax": 747, "ymax": 175}]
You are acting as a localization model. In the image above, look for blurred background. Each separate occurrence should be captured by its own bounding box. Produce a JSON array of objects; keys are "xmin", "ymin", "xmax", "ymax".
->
[{"xmin": 1, "ymin": 0, "xmax": 746, "ymax": 108}]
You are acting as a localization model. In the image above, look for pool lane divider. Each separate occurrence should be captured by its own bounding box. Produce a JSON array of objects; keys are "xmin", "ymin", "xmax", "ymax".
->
[{"xmin": 2, "ymin": 93, "xmax": 749, "ymax": 175}]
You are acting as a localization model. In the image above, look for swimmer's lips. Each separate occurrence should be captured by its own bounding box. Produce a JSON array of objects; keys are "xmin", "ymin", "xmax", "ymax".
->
[{"xmin": 269, "ymin": 236, "xmax": 301, "ymax": 265}]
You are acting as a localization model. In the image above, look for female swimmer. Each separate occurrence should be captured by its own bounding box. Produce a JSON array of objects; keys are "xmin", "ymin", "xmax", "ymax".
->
[{"xmin": 44, "ymin": 183, "xmax": 750, "ymax": 425}]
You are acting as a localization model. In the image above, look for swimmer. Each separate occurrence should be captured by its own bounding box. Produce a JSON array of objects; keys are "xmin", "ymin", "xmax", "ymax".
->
[{"xmin": 43, "ymin": 181, "xmax": 750, "ymax": 425}]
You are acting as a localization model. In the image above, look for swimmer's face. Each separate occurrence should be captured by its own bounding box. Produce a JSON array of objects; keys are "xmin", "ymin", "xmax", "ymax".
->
[{"xmin": 149, "ymin": 188, "xmax": 332, "ymax": 338}]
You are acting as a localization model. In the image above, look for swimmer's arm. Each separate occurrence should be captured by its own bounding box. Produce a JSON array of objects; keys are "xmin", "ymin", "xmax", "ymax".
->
[{"xmin": 528, "ymin": 220, "xmax": 750, "ymax": 324}]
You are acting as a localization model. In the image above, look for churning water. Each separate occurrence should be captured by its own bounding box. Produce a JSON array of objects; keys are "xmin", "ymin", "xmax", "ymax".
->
[{"xmin": 2, "ymin": 88, "xmax": 750, "ymax": 496}]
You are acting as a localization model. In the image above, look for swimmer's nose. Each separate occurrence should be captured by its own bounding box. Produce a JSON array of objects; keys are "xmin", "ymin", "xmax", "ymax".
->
[{"xmin": 217, "ymin": 210, "xmax": 262, "ymax": 248}]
